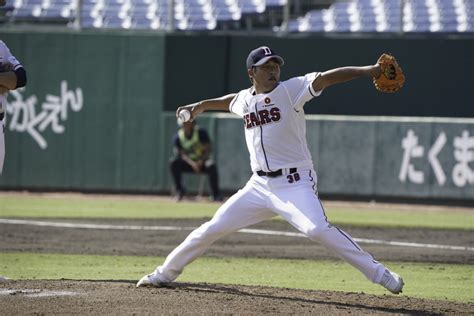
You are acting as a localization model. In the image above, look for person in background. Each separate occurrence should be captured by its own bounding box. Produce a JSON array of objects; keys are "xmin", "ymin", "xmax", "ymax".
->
[{"xmin": 170, "ymin": 119, "xmax": 222, "ymax": 202}]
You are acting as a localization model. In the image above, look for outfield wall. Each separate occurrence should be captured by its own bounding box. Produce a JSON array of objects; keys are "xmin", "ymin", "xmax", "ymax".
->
[
  {"xmin": 161, "ymin": 114, "xmax": 474, "ymax": 201},
  {"xmin": 0, "ymin": 30, "xmax": 473, "ymax": 201},
  {"xmin": 4, "ymin": 105, "xmax": 474, "ymax": 201},
  {"xmin": 0, "ymin": 31, "xmax": 167, "ymax": 191}
]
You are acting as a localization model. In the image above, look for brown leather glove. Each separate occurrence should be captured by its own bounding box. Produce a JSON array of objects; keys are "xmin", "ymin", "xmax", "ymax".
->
[{"xmin": 373, "ymin": 54, "xmax": 405, "ymax": 93}]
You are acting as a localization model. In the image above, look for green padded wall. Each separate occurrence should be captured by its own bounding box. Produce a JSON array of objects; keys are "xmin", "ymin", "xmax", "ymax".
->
[
  {"xmin": 1, "ymin": 30, "xmax": 473, "ymax": 202},
  {"xmin": 0, "ymin": 31, "xmax": 166, "ymax": 191}
]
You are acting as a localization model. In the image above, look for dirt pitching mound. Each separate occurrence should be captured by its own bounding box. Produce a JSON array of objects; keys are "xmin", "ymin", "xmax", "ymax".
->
[{"xmin": 1, "ymin": 280, "xmax": 472, "ymax": 315}]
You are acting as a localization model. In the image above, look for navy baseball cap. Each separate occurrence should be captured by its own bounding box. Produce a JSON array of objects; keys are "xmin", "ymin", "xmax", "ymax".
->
[{"xmin": 246, "ymin": 46, "xmax": 284, "ymax": 69}]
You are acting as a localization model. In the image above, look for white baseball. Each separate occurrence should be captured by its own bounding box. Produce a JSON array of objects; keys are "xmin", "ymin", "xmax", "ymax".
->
[{"xmin": 178, "ymin": 109, "xmax": 191, "ymax": 122}]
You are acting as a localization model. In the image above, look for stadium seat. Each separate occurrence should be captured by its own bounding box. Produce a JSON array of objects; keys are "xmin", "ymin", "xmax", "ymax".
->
[
  {"xmin": 1, "ymin": 0, "xmax": 473, "ymax": 33},
  {"xmin": 240, "ymin": 0, "xmax": 263, "ymax": 14},
  {"xmin": 103, "ymin": 14, "xmax": 123, "ymax": 28},
  {"xmin": 265, "ymin": 0, "xmax": 285, "ymax": 8},
  {"xmin": 11, "ymin": 6, "xmax": 35, "ymax": 19}
]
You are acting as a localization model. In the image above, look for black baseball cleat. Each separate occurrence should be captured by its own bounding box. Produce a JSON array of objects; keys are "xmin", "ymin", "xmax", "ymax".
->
[
  {"xmin": 175, "ymin": 190, "xmax": 185, "ymax": 202},
  {"xmin": 211, "ymin": 195, "xmax": 223, "ymax": 202}
]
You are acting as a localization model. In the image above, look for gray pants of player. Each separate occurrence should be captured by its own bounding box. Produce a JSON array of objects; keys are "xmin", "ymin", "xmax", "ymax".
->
[{"xmin": 154, "ymin": 168, "xmax": 386, "ymax": 284}]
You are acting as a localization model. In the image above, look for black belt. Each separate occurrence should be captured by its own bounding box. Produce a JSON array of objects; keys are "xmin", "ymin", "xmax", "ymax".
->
[
  {"xmin": 0, "ymin": 112, "xmax": 4, "ymax": 121},
  {"xmin": 257, "ymin": 168, "xmax": 297, "ymax": 178}
]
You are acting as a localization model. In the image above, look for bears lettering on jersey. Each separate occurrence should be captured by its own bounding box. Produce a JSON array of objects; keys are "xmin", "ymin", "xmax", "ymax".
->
[{"xmin": 244, "ymin": 107, "xmax": 281, "ymax": 129}]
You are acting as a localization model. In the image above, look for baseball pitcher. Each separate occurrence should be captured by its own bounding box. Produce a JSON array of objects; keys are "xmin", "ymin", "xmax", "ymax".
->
[
  {"xmin": 0, "ymin": 40, "xmax": 27, "ymax": 175},
  {"xmin": 138, "ymin": 46, "xmax": 405, "ymax": 294}
]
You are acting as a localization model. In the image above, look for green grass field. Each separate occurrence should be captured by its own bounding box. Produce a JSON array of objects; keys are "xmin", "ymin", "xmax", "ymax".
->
[
  {"xmin": 1, "ymin": 195, "xmax": 473, "ymax": 229},
  {"xmin": 0, "ymin": 194, "xmax": 473, "ymax": 303},
  {"xmin": 1, "ymin": 253, "xmax": 472, "ymax": 303}
]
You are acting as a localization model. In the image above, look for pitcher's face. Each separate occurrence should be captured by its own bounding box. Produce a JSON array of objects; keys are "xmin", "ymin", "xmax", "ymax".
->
[{"xmin": 248, "ymin": 59, "xmax": 281, "ymax": 93}]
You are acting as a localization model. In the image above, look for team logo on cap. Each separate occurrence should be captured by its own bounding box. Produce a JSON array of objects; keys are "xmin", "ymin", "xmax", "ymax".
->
[{"xmin": 262, "ymin": 47, "xmax": 272, "ymax": 55}]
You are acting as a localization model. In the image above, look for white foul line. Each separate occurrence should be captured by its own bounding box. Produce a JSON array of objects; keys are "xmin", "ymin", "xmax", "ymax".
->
[
  {"xmin": 0, "ymin": 218, "xmax": 472, "ymax": 252},
  {"xmin": 239, "ymin": 228, "xmax": 474, "ymax": 251},
  {"xmin": 0, "ymin": 219, "xmax": 196, "ymax": 231}
]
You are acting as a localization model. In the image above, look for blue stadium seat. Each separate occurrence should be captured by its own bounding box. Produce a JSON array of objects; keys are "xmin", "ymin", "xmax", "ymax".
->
[
  {"xmin": 104, "ymin": 15, "xmax": 124, "ymax": 28},
  {"xmin": 287, "ymin": 19, "xmax": 300, "ymax": 32},
  {"xmin": 129, "ymin": 6, "xmax": 149, "ymax": 20},
  {"xmin": 266, "ymin": 0, "xmax": 285, "ymax": 8},
  {"xmin": 2, "ymin": 0, "xmax": 473, "ymax": 33},
  {"xmin": 215, "ymin": 8, "xmax": 234, "ymax": 21},
  {"xmin": 12, "ymin": 7, "xmax": 35, "ymax": 19},
  {"xmin": 440, "ymin": 21, "xmax": 459, "ymax": 32},
  {"xmin": 307, "ymin": 10, "xmax": 323, "ymax": 23},
  {"xmin": 41, "ymin": 6, "xmax": 63, "ymax": 19},
  {"xmin": 187, "ymin": 17, "xmax": 214, "ymax": 30},
  {"xmin": 213, "ymin": 0, "xmax": 238, "ymax": 21},
  {"xmin": 131, "ymin": 17, "xmax": 153, "ymax": 29},
  {"xmin": 466, "ymin": 23, "xmax": 474, "ymax": 32},
  {"xmin": 333, "ymin": 7, "xmax": 351, "ymax": 32},
  {"xmin": 80, "ymin": 15, "xmax": 96, "ymax": 27},
  {"xmin": 359, "ymin": 21, "xmax": 377, "ymax": 32}
]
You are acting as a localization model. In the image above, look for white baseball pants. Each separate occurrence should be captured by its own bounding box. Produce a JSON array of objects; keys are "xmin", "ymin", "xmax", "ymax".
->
[
  {"xmin": 0, "ymin": 119, "xmax": 4, "ymax": 175},
  {"xmin": 155, "ymin": 168, "xmax": 386, "ymax": 284}
]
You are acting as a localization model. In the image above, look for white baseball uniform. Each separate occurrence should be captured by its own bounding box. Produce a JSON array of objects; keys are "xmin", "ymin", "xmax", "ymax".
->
[
  {"xmin": 0, "ymin": 40, "xmax": 24, "ymax": 175},
  {"xmin": 151, "ymin": 73, "xmax": 387, "ymax": 286}
]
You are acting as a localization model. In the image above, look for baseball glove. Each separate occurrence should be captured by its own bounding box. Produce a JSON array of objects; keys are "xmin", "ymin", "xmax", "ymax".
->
[{"xmin": 373, "ymin": 54, "xmax": 405, "ymax": 93}]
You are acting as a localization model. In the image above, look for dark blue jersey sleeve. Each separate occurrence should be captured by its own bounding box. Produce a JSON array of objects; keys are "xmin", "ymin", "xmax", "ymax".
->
[
  {"xmin": 198, "ymin": 128, "xmax": 210, "ymax": 144},
  {"xmin": 172, "ymin": 133, "xmax": 181, "ymax": 149}
]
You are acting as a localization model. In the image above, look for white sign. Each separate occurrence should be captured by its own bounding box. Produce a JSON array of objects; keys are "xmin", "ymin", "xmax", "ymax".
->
[
  {"xmin": 5, "ymin": 81, "xmax": 83, "ymax": 149},
  {"xmin": 399, "ymin": 129, "xmax": 474, "ymax": 187}
]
